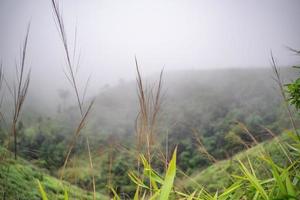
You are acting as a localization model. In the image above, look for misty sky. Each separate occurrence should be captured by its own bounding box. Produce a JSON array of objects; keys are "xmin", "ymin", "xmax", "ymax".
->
[{"xmin": 0, "ymin": 0, "xmax": 300, "ymax": 104}]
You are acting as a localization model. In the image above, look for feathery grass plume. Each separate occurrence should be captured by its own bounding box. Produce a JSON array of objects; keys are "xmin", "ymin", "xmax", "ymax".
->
[
  {"xmin": 270, "ymin": 52, "xmax": 299, "ymax": 140},
  {"xmin": 134, "ymin": 57, "xmax": 163, "ymax": 174},
  {"xmin": 234, "ymin": 121, "xmax": 273, "ymax": 177},
  {"xmin": 261, "ymin": 126, "xmax": 293, "ymax": 164},
  {"xmin": 230, "ymin": 130, "xmax": 250, "ymax": 150},
  {"xmin": 235, "ymin": 121, "xmax": 259, "ymax": 146},
  {"xmin": 192, "ymin": 128, "xmax": 218, "ymax": 164},
  {"xmin": 134, "ymin": 57, "xmax": 164, "ymax": 196},
  {"xmin": 8, "ymin": 23, "xmax": 31, "ymax": 160},
  {"xmin": 191, "ymin": 128, "xmax": 239, "ymax": 186},
  {"xmin": 50, "ymin": 1, "xmax": 96, "ymax": 196}
]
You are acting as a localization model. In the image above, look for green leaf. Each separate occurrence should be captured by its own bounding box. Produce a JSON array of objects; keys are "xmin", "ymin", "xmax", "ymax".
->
[
  {"xmin": 286, "ymin": 173, "xmax": 296, "ymax": 198},
  {"xmin": 187, "ymin": 191, "xmax": 196, "ymax": 200},
  {"xmin": 64, "ymin": 187, "xmax": 69, "ymax": 200},
  {"xmin": 36, "ymin": 179, "xmax": 48, "ymax": 200},
  {"xmin": 134, "ymin": 186, "xmax": 140, "ymax": 200},
  {"xmin": 265, "ymin": 157, "xmax": 287, "ymax": 195},
  {"xmin": 238, "ymin": 160, "xmax": 269, "ymax": 200},
  {"xmin": 159, "ymin": 147, "xmax": 177, "ymax": 200},
  {"xmin": 218, "ymin": 182, "xmax": 242, "ymax": 199},
  {"xmin": 128, "ymin": 171, "xmax": 150, "ymax": 189},
  {"xmin": 108, "ymin": 186, "xmax": 121, "ymax": 200}
]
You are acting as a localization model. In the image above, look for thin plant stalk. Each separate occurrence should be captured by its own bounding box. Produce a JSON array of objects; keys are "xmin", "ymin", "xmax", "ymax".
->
[
  {"xmin": 262, "ymin": 126, "xmax": 293, "ymax": 164},
  {"xmin": 51, "ymin": 0, "xmax": 95, "ymax": 181},
  {"xmin": 192, "ymin": 128, "xmax": 218, "ymax": 164},
  {"xmin": 270, "ymin": 52, "xmax": 299, "ymax": 140},
  {"xmin": 86, "ymin": 137, "xmax": 96, "ymax": 200},
  {"xmin": 10, "ymin": 23, "xmax": 31, "ymax": 160},
  {"xmin": 134, "ymin": 57, "xmax": 163, "ymax": 195}
]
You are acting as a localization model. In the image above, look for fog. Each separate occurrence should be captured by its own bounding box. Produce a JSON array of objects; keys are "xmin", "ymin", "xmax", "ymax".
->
[{"xmin": 0, "ymin": 0, "xmax": 300, "ymax": 110}]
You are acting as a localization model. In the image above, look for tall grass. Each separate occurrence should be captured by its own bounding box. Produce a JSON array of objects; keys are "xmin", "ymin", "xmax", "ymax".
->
[
  {"xmin": 135, "ymin": 57, "xmax": 163, "ymax": 168},
  {"xmin": 192, "ymin": 128, "xmax": 218, "ymax": 164},
  {"xmin": 33, "ymin": 59, "xmax": 300, "ymax": 199},
  {"xmin": 51, "ymin": 0, "xmax": 96, "ymax": 198},
  {"xmin": 271, "ymin": 52, "xmax": 299, "ymax": 139},
  {"xmin": 7, "ymin": 23, "xmax": 31, "ymax": 160},
  {"xmin": 0, "ymin": 2, "xmax": 292, "ymax": 199},
  {"xmin": 135, "ymin": 58, "xmax": 164, "ymax": 195}
]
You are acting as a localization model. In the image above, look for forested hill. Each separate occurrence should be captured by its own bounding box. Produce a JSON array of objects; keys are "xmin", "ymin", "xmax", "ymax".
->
[
  {"xmin": 2, "ymin": 67, "xmax": 299, "ymax": 197},
  {"xmin": 81, "ymin": 67, "xmax": 296, "ymax": 137},
  {"xmin": 60, "ymin": 67, "xmax": 299, "ymax": 174}
]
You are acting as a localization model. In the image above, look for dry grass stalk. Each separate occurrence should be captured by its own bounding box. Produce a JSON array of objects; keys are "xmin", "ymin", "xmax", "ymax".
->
[
  {"xmin": 270, "ymin": 52, "xmax": 299, "ymax": 140},
  {"xmin": 108, "ymin": 144, "xmax": 114, "ymax": 188},
  {"xmin": 235, "ymin": 121, "xmax": 271, "ymax": 162},
  {"xmin": 0, "ymin": 65, "xmax": 5, "ymax": 123},
  {"xmin": 51, "ymin": 0, "xmax": 84, "ymax": 115},
  {"xmin": 135, "ymin": 57, "xmax": 163, "ymax": 168},
  {"xmin": 9, "ymin": 24, "xmax": 31, "ymax": 160},
  {"xmin": 232, "ymin": 123, "xmax": 273, "ymax": 177},
  {"xmin": 86, "ymin": 137, "xmax": 96, "ymax": 200},
  {"xmin": 60, "ymin": 99, "xmax": 95, "ymax": 180},
  {"xmin": 0, "ymin": 64, "xmax": 3, "ymax": 93},
  {"xmin": 192, "ymin": 128, "xmax": 218, "ymax": 164},
  {"xmin": 234, "ymin": 132, "xmax": 250, "ymax": 150},
  {"xmin": 50, "ymin": 3, "xmax": 96, "ymax": 196},
  {"xmin": 134, "ymin": 57, "xmax": 163, "ymax": 195},
  {"xmin": 235, "ymin": 121, "xmax": 259, "ymax": 146},
  {"xmin": 261, "ymin": 126, "xmax": 293, "ymax": 164},
  {"xmin": 285, "ymin": 47, "xmax": 300, "ymax": 55},
  {"xmin": 164, "ymin": 130, "xmax": 169, "ymax": 171},
  {"xmin": 0, "ymin": 65, "xmax": 6, "ymax": 160}
]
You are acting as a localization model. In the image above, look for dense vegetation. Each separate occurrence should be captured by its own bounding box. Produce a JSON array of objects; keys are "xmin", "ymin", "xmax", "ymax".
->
[
  {"xmin": 0, "ymin": 66, "xmax": 299, "ymax": 199},
  {"xmin": 0, "ymin": 147, "xmax": 108, "ymax": 199},
  {"xmin": 0, "ymin": 1, "xmax": 299, "ymax": 199}
]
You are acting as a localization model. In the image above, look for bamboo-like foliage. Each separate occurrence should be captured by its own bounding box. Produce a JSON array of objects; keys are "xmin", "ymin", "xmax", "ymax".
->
[
  {"xmin": 9, "ymin": 24, "xmax": 31, "ymax": 160},
  {"xmin": 50, "ymin": 1, "xmax": 96, "ymax": 196}
]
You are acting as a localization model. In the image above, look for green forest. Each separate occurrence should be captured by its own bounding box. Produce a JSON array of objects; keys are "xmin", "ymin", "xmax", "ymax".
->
[
  {"xmin": 1, "ymin": 54, "xmax": 300, "ymax": 199},
  {"xmin": 1, "ymin": 0, "xmax": 300, "ymax": 200}
]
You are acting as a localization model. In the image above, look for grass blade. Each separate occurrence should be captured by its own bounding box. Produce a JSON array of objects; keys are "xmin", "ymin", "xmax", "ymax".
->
[
  {"xmin": 36, "ymin": 180, "xmax": 48, "ymax": 200},
  {"xmin": 159, "ymin": 147, "xmax": 177, "ymax": 200}
]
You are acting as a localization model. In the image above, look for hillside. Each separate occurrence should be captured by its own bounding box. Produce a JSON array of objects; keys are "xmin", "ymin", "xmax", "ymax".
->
[
  {"xmin": 0, "ymin": 148, "xmax": 108, "ymax": 200},
  {"xmin": 84, "ymin": 67, "xmax": 296, "ymax": 137},
  {"xmin": 179, "ymin": 132, "xmax": 292, "ymax": 192},
  {"xmin": 8, "ymin": 67, "xmax": 299, "ymax": 197},
  {"xmin": 0, "ymin": 129, "xmax": 298, "ymax": 199}
]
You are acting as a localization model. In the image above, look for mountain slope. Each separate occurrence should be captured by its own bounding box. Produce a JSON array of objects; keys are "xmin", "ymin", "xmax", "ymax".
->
[
  {"xmin": 178, "ymin": 132, "xmax": 291, "ymax": 192},
  {"xmin": 0, "ymin": 148, "xmax": 108, "ymax": 200}
]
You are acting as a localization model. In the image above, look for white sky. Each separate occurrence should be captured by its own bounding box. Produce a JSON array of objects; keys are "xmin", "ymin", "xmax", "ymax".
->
[{"xmin": 0, "ymin": 0, "xmax": 300, "ymax": 102}]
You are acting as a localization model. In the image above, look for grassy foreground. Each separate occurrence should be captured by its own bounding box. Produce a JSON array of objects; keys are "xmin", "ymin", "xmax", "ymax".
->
[
  {"xmin": 0, "ymin": 148, "xmax": 108, "ymax": 200},
  {"xmin": 179, "ymin": 132, "xmax": 291, "ymax": 192}
]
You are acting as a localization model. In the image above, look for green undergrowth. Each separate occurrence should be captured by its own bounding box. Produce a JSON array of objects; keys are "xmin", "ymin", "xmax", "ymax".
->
[
  {"xmin": 0, "ymin": 147, "xmax": 108, "ymax": 200},
  {"xmin": 180, "ymin": 131, "xmax": 292, "ymax": 192}
]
